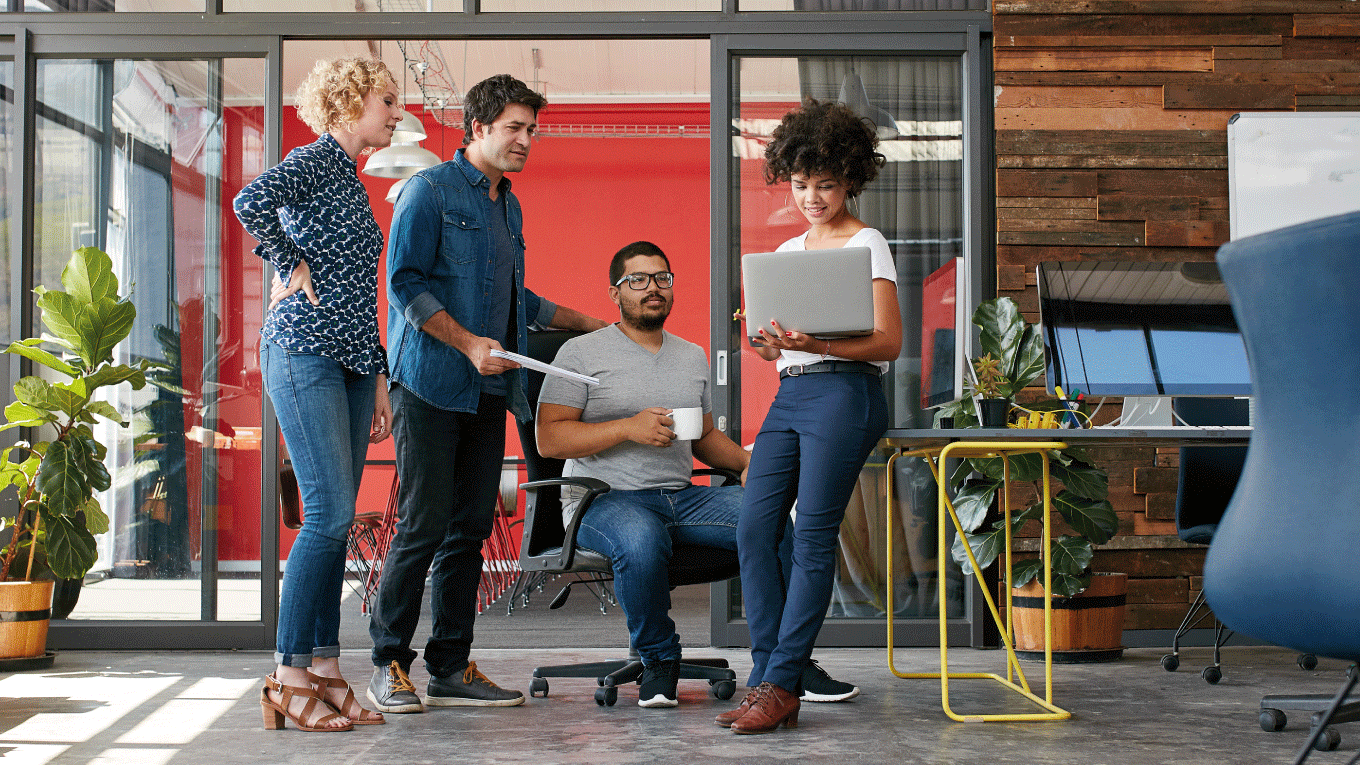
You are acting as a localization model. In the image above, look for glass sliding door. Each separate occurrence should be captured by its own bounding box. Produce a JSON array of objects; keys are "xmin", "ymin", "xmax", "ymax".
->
[
  {"xmin": 33, "ymin": 54, "xmax": 271, "ymax": 642},
  {"xmin": 712, "ymin": 34, "xmax": 988, "ymax": 647}
]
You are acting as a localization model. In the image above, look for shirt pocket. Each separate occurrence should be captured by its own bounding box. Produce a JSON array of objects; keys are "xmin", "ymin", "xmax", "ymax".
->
[{"xmin": 441, "ymin": 211, "xmax": 482, "ymax": 265}]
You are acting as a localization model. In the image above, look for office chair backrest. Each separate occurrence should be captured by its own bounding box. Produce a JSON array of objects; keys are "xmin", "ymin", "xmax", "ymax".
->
[
  {"xmin": 516, "ymin": 329, "xmax": 587, "ymax": 558},
  {"xmin": 1173, "ymin": 397, "xmax": 1249, "ymax": 544},
  {"xmin": 1204, "ymin": 209, "xmax": 1360, "ymax": 661}
]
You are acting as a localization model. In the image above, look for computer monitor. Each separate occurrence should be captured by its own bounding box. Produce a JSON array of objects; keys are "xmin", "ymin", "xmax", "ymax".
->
[{"xmin": 1036, "ymin": 262, "xmax": 1252, "ymax": 404}]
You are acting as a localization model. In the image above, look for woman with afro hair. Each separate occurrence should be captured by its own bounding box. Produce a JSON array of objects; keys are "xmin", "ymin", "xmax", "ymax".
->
[{"xmin": 722, "ymin": 98, "xmax": 902, "ymax": 735}]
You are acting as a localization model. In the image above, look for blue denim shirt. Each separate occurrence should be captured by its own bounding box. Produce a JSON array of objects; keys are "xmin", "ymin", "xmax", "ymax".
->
[{"xmin": 386, "ymin": 148, "xmax": 557, "ymax": 421}]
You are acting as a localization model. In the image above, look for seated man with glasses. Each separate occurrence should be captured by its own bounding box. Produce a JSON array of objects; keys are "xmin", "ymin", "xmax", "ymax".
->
[{"xmin": 536, "ymin": 241, "xmax": 857, "ymax": 709}]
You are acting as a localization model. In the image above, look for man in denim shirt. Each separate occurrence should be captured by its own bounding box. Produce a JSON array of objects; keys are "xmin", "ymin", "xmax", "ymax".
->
[{"xmin": 368, "ymin": 74, "xmax": 606, "ymax": 713}]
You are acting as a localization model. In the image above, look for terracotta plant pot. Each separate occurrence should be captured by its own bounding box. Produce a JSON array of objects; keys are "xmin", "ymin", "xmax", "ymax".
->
[
  {"xmin": 1010, "ymin": 572, "xmax": 1128, "ymax": 663},
  {"xmin": 0, "ymin": 580, "xmax": 55, "ymax": 660}
]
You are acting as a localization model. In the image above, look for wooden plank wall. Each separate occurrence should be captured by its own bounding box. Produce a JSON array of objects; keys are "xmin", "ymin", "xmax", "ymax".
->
[{"xmin": 992, "ymin": 0, "xmax": 1359, "ymax": 630}]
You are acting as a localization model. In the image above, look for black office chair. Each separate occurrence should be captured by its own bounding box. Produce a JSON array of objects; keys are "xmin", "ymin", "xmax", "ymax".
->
[
  {"xmin": 1204, "ymin": 210, "xmax": 1360, "ymax": 762},
  {"xmin": 509, "ymin": 331, "xmax": 739, "ymax": 706},
  {"xmin": 1160, "ymin": 397, "xmax": 1249, "ymax": 684},
  {"xmin": 517, "ymin": 468, "xmax": 741, "ymax": 706}
]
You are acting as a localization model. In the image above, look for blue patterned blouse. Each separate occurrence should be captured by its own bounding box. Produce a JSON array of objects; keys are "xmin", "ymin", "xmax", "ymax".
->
[{"xmin": 233, "ymin": 132, "xmax": 389, "ymax": 376}]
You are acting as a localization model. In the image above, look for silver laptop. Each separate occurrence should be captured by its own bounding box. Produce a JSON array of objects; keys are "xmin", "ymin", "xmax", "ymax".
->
[{"xmin": 741, "ymin": 246, "xmax": 876, "ymax": 340}]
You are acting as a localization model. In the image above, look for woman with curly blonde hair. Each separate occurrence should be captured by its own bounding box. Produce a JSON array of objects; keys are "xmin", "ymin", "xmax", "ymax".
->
[
  {"xmin": 723, "ymin": 98, "xmax": 901, "ymax": 734},
  {"xmin": 234, "ymin": 56, "xmax": 400, "ymax": 732}
]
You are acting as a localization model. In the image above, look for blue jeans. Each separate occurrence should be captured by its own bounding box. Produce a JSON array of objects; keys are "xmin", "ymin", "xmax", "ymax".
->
[
  {"xmin": 261, "ymin": 338, "xmax": 375, "ymax": 667},
  {"xmin": 738, "ymin": 371, "xmax": 888, "ymax": 692},
  {"xmin": 575, "ymin": 485, "xmax": 741, "ymax": 664},
  {"xmin": 369, "ymin": 385, "xmax": 505, "ymax": 677}
]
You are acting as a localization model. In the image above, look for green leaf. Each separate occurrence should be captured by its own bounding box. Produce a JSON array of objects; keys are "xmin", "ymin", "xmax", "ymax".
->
[
  {"xmin": 82, "ymin": 496, "xmax": 110, "ymax": 535},
  {"xmin": 951, "ymin": 479, "xmax": 998, "ymax": 533},
  {"xmin": 41, "ymin": 512, "xmax": 98, "ymax": 580},
  {"xmin": 84, "ymin": 364, "xmax": 147, "ymax": 393},
  {"xmin": 37, "ymin": 439, "xmax": 88, "ymax": 517},
  {"xmin": 1009, "ymin": 556, "xmax": 1045, "ymax": 589},
  {"xmin": 64, "ymin": 247, "xmax": 120, "ymax": 304},
  {"xmin": 951, "ymin": 525, "xmax": 1005, "ymax": 576},
  {"xmin": 967, "ymin": 451, "xmax": 1044, "ymax": 483},
  {"xmin": 3, "ymin": 340, "xmax": 78, "ymax": 377},
  {"xmin": 1052, "ymin": 491, "xmax": 1118, "ymax": 545},
  {"xmin": 35, "ymin": 289, "xmax": 85, "ymax": 355},
  {"xmin": 1051, "ymin": 459, "xmax": 1108, "ymax": 501},
  {"xmin": 13, "ymin": 377, "xmax": 54, "ymax": 409},
  {"xmin": 1051, "ymin": 535, "xmax": 1095, "ymax": 578},
  {"xmin": 1004, "ymin": 326, "xmax": 1046, "ymax": 395},
  {"xmin": 77, "ymin": 297, "xmax": 137, "ymax": 368},
  {"xmin": 1051, "ymin": 569, "xmax": 1092, "ymax": 600},
  {"xmin": 974, "ymin": 297, "xmax": 1025, "ymax": 363},
  {"xmin": 69, "ymin": 434, "xmax": 111, "ymax": 493},
  {"xmin": 2, "ymin": 400, "xmax": 58, "ymax": 431},
  {"xmin": 47, "ymin": 379, "xmax": 90, "ymax": 418},
  {"xmin": 84, "ymin": 400, "xmax": 127, "ymax": 426}
]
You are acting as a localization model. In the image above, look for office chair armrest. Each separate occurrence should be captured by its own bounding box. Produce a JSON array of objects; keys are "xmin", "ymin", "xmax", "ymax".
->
[
  {"xmin": 520, "ymin": 476, "xmax": 611, "ymax": 568},
  {"xmin": 692, "ymin": 467, "xmax": 741, "ymax": 487}
]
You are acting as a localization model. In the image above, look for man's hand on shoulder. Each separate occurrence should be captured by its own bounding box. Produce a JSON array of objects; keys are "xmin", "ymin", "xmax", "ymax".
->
[{"xmin": 625, "ymin": 407, "xmax": 678, "ymax": 448}]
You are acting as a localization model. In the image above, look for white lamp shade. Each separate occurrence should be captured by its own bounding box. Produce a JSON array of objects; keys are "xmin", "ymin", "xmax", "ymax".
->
[
  {"xmin": 385, "ymin": 177, "xmax": 408, "ymax": 204},
  {"xmin": 363, "ymin": 142, "xmax": 441, "ymax": 179},
  {"xmin": 837, "ymin": 71, "xmax": 900, "ymax": 141},
  {"xmin": 392, "ymin": 112, "xmax": 428, "ymax": 143}
]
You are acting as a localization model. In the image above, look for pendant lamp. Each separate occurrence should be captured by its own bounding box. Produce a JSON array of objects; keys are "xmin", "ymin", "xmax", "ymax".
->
[
  {"xmin": 385, "ymin": 177, "xmax": 408, "ymax": 204},
  {"xmin": 364, "ymin": 112, "xmax": 439, "ymax": 179},
  {"xmin": 837, "ymin": 72, "xmax": 900, "ymax": 141}
]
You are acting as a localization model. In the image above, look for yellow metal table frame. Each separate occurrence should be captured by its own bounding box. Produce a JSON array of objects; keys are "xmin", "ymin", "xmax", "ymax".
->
[{"xmin": 885, "ymin": 439, "xmax": 1072, "ymax": 723}]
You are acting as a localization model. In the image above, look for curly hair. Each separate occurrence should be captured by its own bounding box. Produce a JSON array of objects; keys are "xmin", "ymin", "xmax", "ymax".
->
[
  {"xmin": 295, "ymin": 57, "xmax": 395, "ymax": 137},
  {"xmin": 462, "ymin": 74, "xmax": 548, "ymax": 146},
  {"xmin": 763, "ymin": 98, "xmax": 886, "ymax": 198}
]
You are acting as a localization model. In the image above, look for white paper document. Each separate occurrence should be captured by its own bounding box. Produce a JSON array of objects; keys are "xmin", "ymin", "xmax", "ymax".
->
[{"xmin": 490, "ymin": 349, "xmax": 600, "ymax": 385}]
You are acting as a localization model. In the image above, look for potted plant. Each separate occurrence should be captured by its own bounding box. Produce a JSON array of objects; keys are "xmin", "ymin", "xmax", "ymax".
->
[
  {"xmin": 0, "ymin": 247, "xmax": 147, "ymax": 663},
  {"xmin": 937, "ymin": 297, "xmax": 1124, "ymax": 661}
]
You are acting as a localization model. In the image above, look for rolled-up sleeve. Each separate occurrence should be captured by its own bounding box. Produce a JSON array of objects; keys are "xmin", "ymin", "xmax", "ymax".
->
[
  {"xmin": 386, "ymin": 174, "xmax": 448, "ymax": 331},
  {"xmin": 233, "ymin": 149, "xmax": 316, "ymax": 277},
  {"xmin": 525, "ymin": 287, "xmax": 558, "ymax": 328}
]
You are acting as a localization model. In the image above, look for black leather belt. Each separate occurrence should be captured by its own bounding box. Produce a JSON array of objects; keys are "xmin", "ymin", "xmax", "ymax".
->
[{"xmin": 779, "ymin": 360, "xmax": 881, "ymax": 379}]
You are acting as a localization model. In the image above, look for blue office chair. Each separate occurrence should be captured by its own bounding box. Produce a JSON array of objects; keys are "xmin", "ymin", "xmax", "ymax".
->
[
  {"xmin": 1204, "ymin": 209, "xmax": 1360, "ymax": 763},
  {"xmin": 1160, "ymin": 397, "xmax": 1249, "ymax": 684}
]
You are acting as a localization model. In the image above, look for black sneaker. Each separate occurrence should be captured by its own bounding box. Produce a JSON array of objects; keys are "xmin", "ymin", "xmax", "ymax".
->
[
  {"xmin": 800, "ymin": 659, "xmax": 860, "ymax": 702},
  {"xmin": 367, "ymin": 660, "xmax": 424, "ymax": 713},
  {"xmin": 638, "ymin": 657, "xmax": 680, "ymax": 708},
  {"xmin": 427, "ymin": 661, "xmax": 525, "ymax": 707}
]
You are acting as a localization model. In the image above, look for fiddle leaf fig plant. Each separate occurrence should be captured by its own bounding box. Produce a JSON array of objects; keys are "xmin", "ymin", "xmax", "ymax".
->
[
  {"xmin": 937, "ymin": 296, "xmax": 1118, "ymax": 598},
  {"xmin": 0, "ymin": 247, "xmax": 147, "ymax": 581}
]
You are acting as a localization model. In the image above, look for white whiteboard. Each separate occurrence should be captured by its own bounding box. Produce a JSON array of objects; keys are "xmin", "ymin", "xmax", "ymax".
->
[{"xmin": 1228, "ymin": 112, "xmax": 1360, "ymax": 240}]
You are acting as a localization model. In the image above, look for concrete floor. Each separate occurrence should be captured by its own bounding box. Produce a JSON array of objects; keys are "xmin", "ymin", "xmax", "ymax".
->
[{"xmin": 0, "ymin": 645, "xmax": 1354, "ymax": 765}]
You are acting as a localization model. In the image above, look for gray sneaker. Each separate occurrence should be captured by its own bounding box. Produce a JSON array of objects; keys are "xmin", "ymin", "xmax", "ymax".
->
[
  {"xmin": 367, "ymin": 660, "xmax": 424, "ymax": 713},
  {"xmin": 426, "ymin": 661, "xmax": 525, "ymax": 707}
]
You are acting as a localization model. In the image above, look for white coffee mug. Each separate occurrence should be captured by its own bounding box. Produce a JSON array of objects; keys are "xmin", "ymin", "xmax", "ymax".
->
[{"xmin": 670, "ymin": 407, "xmax": 703, "ymax": 441}]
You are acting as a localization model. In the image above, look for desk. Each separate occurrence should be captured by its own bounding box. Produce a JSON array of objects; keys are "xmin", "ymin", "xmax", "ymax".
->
[{"xmin": 880, "ymin": 427, "xmax": 1251, "ymax": 723}]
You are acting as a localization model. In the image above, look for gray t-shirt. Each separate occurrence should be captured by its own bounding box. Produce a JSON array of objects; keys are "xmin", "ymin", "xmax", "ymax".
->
[{"xmin": 537, "ymin": 324, "xmax": 712, "ymax": 524}]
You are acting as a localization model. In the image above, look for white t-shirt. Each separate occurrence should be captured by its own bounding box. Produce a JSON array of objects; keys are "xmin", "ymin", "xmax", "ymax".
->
[{"xmin": 773, "ymin": 227, "xmax": 897, "ymax": 375}]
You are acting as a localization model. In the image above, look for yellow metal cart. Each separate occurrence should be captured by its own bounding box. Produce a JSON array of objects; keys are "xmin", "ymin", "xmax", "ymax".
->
[{"xmin": 885, "ymin": 438, "xmax": 1072, "ymax": 723}]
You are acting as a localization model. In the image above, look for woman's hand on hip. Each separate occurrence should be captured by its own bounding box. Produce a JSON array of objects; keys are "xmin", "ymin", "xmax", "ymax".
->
[
  {"xmin": 269, "ymin": 258, "xmax": 319, "ymax": 311},
  {"xmin": 370, "ymin": 375, "xmax": 392, "ymax": 443}
]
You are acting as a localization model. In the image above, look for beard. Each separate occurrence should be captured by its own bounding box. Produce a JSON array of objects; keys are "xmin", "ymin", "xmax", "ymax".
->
[{"xmin": 620, "ymin": 293, "xmax": 671, "ymax": 332}]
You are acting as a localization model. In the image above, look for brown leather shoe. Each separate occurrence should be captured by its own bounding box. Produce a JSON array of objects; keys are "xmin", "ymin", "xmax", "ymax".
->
[
  {"xmin": 729, "ymin": 682, "xmax": 800, "ymax": 734},
  {"xmin": 715, "ymin": 686, "xmax": 760, "ymax": 727}
]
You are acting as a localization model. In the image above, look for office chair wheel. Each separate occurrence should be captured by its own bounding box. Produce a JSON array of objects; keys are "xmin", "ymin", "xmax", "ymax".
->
[
  {"xmin": 529, "ymin": 677, "xmax": 549, "ymax": 698},
  {"xmin": 1314, "ymin": 728, "xmax": 1341, "ymax": 751},
  {"xmin": 1299, "ymin": 653, "xmax": 1318, "ymax": 671},
  {"xmin": 1201, "ymin": 666, "xmax": 1222, "ymax": 684},
  {"xmin": 595, "ymin": 686, "xmax": 618, "ymax": 707},
  {"xmin": 710, "ymin": 679, "xmax": 736, "ymax": 700},
  {"xmin": 1259, "ymin": 708, "xmax": 1287, "ymax": 732},
  {"xmin": 1161, "ymin": 654, "xmax": 1180, "ymax": 672}
]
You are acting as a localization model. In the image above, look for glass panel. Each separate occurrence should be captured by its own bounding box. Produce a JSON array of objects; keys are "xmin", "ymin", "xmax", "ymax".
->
[
  {"xmin": 742, "ymin": 0, "xmax": 987, "ymax": 9},
  {"xmin": 224, "ymin": 0, "xmax": 716, "ymax": 11},
  {"xmin": 731, "ymin": 54, "xmax": 965, "ymax": 621},
  {"xmin": 19, "ymin": 0, "xmax": 205, "ymax": 12},
  {"xmin": 480, "ymin": 0, "xmax": 720, "ymax": 9},
  {"xmin": 35, "ymin": 58, "xmax": 266, "ymax": 621}
]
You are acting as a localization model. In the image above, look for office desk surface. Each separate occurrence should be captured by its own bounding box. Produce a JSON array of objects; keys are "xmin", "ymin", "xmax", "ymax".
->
[{"xmin": 884, "ymin": 426, "xmax": 1251, "ymax": 448}]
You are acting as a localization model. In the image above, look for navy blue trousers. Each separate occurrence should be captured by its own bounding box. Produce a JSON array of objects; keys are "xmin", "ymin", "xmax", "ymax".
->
[{"xmin": 738, "ymin": 371, "xmax": 888, "ymax": 692}]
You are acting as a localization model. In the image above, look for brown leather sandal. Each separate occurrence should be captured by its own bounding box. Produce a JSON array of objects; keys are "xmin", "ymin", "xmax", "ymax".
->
[
  {"xmin": 261, "ymin": 674, "xmax": 353, "ymax": 732},
  {"xmin": 307, "ymin": 671, "xmax": 385, "ymax": 725}
]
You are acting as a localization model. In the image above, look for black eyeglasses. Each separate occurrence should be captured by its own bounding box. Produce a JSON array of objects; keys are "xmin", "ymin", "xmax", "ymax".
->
[{"xmin": 614, "ymin": 271, "xmax": 674, "ymax": 290}]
